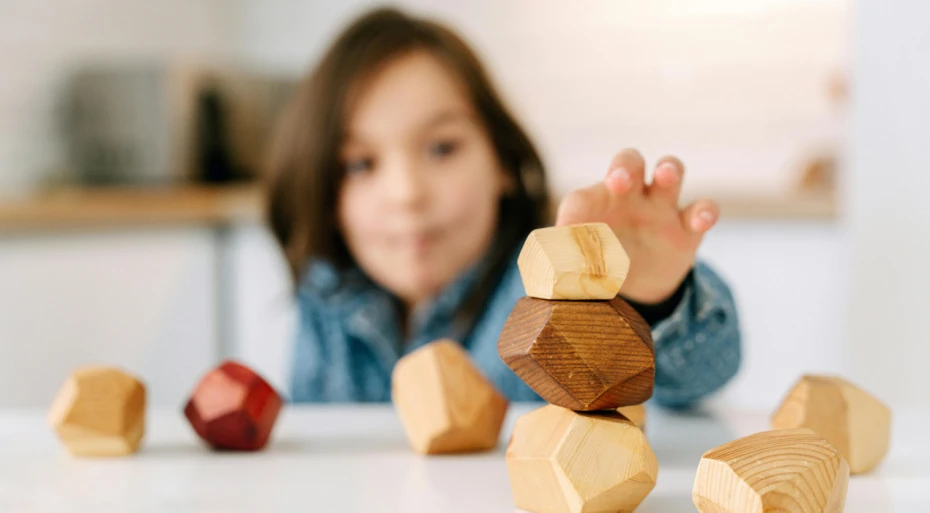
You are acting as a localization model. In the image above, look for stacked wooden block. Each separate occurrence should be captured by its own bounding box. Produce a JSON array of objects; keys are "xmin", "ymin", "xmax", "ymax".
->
[{"xmin": 499, "ymin": 223, "xmax": 658, "ymax": 513}]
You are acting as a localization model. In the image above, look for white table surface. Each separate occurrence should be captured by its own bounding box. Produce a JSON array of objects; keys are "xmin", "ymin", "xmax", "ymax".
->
[{"xmin": 0, "ymin": 404, "xmax": 927, "ymax": 512}]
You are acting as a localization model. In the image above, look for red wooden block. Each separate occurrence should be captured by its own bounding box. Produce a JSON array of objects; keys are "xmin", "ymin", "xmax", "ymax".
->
[{"xmin": 184, "ymin": 360, "xmax": 282, "ymax": 451}]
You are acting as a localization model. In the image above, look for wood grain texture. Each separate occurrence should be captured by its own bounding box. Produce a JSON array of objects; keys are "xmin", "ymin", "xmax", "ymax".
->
[
  {"xmin": 772, "ymin": 374, "xmax": 891, "ymax": 474},
  {"xmin": 693, "ymin": 428, "xmax": 849, "ymax": 513},
  {"xmin": 184, "ymin": 360, "xmax": 282, "ymax": 451},
  {"xmin": 517, "ymin": 223, "xmax": 630, "ymax": 300},
  {"xmin": 498, "ymin": 297, "xmax": 654, "ymax": 411},
  {"xmin": 506, "ymin": 405, "xmax": 657, "ymax": 513},
  {"xmin": 392, "ymin": 339, "xmax": 509, "ymax": 455},
  {"xmin": 47, "ymin": 366, "xmax": 146, "ymax": 457}
]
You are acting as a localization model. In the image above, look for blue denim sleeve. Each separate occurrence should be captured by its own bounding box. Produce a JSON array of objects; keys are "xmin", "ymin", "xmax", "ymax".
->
[
  {"xmin": 466, "ymin": 256, "xmax": 543, "ymax": 402},
  {"xmin": 651, "ymin": 261, "xmax": 742, "ymax": 408},
  {"xmin": 289, "ymin": 293, "xmax": 324, "ymax": 403}
]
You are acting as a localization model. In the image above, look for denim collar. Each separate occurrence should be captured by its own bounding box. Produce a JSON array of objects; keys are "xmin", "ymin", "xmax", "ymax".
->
[{"xmin": 298, "ymin": 256, "xmax": 485, "ymax": 373}]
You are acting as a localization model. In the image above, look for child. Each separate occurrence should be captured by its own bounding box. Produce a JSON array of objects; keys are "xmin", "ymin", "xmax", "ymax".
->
[{"xmin": 266, "ymin": 7, "xmax": 740, "ymax": 409}]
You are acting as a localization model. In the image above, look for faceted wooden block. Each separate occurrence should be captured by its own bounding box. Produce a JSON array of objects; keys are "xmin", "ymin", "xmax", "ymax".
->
[
  {"xmin": 518, "ymin": 223, "xmax": 630, "ymax": 300},
  {"xmin": 771, "ymin": 374, "xmax": 891, "ymax": 474},
  {"xmin": 507, "ymin": 405, "xmax": 658, "ymax": 513},
  {"xmin": 392, "ymin": 339, "xmax": 509, "ymax": 454},
  {"xmin": 498, "ymin": 297, "xmax": 654, "ymax": 411},
  {"xmin": 184, "ymin": 360, "xmax": 282, "ymax": 451},
  {"xmin": 48, "ymin": 366, "xmax": 146, "ymax": 457},
  {"xmin": 693, "ymin": 428, "xmax": 849, "ymax": 513},
  {"xmin": 617, "ymin": 403, "xmax": 646, "ymax": 430}
]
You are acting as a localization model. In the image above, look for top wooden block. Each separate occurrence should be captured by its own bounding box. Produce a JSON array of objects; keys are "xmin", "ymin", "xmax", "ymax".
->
[{"xmin": 518, "ymin": 223, "xmax": 629, "ymax": 300}]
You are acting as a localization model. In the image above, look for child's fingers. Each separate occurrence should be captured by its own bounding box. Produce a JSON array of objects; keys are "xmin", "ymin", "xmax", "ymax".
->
[
  {"xmin": 605, "ymin": 149, "xmax": 645, "ymax": 196},
  {"xmin": 680, "ymin": 199, "xmax": 720, "ymax": 234},
  {"xmin": 648, "ymin": 156, "xmax": 684, "ymax": 205},
  {"xmin": 556, "ymin": 183, "xmax": 610, "ymax": 227}
]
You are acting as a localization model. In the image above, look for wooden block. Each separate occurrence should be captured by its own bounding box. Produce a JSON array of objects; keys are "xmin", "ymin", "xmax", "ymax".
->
[
  {"xmin": 47, "ymin": 366, "xmax": 146, "ymax": 457},
  {"xmin": 498, "ymin": 297, "xmax": 654, "ymax": 411},
  {"xmin": 184, "ymin": 360, "xmax": 282, "ymax": 451},
  {"xmin": 617, "ymin": 403, "xmax": 646, "ymax": 430},
  {"xmin": 771, "ymin": 374, "xmax": 891, "ymax": 474},
  {"xmin": 693, "ymin": 428, "xmax": 849, "ymax": 513},
  {"xmin": 518, "ymin": 223, "xmax": 629, "ymax": 300},
  {"xmin": 392, "ymin": 339, "xmax": 509, "ymax": 454},
  {"xmin": 506, "ymin": 405, "xmax": 657, "ymax": 513}
]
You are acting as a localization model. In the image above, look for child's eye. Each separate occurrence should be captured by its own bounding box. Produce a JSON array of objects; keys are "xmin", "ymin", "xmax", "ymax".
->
[
  {"xmin": 426, "ymin": 140, "xmax": 458, "ymax": 160},
  {"xmin": 344, "ymin": 157, "xmax": 374, "ymax": 176}
]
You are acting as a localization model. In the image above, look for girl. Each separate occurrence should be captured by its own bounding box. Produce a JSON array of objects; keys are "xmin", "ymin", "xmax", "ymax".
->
[{"xmin": 267, "ymin": 7, "xmax": 740, "ymax": 409}]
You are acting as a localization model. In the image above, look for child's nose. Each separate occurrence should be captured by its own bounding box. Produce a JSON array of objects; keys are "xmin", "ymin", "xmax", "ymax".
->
[{"xmin": 383, "ymin": 158, "xmax": 428, "ymax": 210}]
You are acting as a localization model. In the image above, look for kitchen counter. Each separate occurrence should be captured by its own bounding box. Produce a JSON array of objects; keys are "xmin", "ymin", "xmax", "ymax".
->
[{"xmin": 0, "ymin": 185, "xmax": 836, "ymax": 233}]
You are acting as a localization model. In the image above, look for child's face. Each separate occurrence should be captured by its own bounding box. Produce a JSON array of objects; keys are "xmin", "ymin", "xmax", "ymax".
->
[{"xmin": 337, "ymin": 51, "xmax": 510, "ymax": 307}]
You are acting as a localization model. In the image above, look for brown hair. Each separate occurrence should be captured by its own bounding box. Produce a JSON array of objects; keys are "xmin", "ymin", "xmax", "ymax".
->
[{"xmin": 266, "ymin": 7, "xmax": 550, "ymax": 328}]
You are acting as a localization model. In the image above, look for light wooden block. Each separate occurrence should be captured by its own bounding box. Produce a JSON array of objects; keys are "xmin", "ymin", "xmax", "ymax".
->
[
  {"xmin": 184, "ymin": 360, "xmax": 282, "ymax": 451},
  {"xmin": 392, "ymin": 339, "xmax": 509, "ymax": 454},
  {"xmin": 693, "ymin": 428, "xmax": 849, "ymax": 513},
  {"xmin": 518, "ymin": 223, "xmax": 629, "ymax": 300},
  {"xmin": 48, "ymin": 366, "xmax": 146, "ymax": 457},
  {"xmin": 506, "ymin": 405, "xmax": 657, "ymax": 513},
  {"xmin": 617, "ymin": 403, "xmax": 646, "ymax": 430},
  {"xmin": 771, "ymin": 374, "xmax": 891, "ymax": 474},
  {"xmin": 498, "ymin": 297, "xmax": 654, "ymax": 411}
]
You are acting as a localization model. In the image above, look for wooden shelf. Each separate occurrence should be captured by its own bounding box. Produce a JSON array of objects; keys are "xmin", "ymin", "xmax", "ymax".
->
[
  {"xmin": 711, "ymin": 193, "xmax": 838, "ymax": 220},
  {"xmin": 0, "ymin": 185, "xmax": 264, "ymax": 233},
  {"xmin": 0, "ymin": 185, "xmax": 836, "ymax": 234}
]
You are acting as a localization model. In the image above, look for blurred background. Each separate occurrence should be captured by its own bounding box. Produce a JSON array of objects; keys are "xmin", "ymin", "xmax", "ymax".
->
[{"xmin": 0, "ymin": 1, "xmax": 926, "ymax": 411}]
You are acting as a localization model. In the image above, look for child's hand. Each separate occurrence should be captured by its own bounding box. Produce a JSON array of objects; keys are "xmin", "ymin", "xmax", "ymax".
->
[{"xmin": 555, "ymin": 149, "xmax": 718, "ymax": 304}]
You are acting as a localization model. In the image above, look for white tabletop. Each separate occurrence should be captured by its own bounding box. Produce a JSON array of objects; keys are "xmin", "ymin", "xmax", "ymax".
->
[{"xmin": 0, "ymin": 404, "xmax": 927, "ymax": 512}]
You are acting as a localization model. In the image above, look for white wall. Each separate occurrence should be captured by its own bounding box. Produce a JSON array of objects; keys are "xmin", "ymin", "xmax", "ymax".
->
[
  {"xmin": 700, "ymin": 221, "xmax": 848, "ymax": 410},
  {"xmin": 227, "ymin": 225, "xmax": 295, "ymax": 395},
  {"xmin": 236, "ymin": 0, "xmax": 848, "ymax": 197},
  {"xmin": 0, "ymin": 228, "xmax": 218, "ymax": 407},
  {"xmin": 846, "ymin": 0, "xmax": 930, "ymax": 408}
]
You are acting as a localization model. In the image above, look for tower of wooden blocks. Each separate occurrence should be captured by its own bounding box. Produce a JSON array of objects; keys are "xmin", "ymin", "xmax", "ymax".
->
[
  {"xmin": 772, "ymin": 374, "xmax": 891, "ymax": 474},
  {"xmin": 48, "ymin": 366, "xmax": 146, "ymax": 457},
  {"xmin": 184, "ymin": 360, "xmax": 283, "ymax": 451},
  {"xmin": 499, "ymin": 223, "xmax": 655, "ymax": 411},
  {"xmin": 501, "ymin": 223, "xmax": 657, "ymax": 513},
  {"xmin": 392, "ymin": 339, "xmax": 509, "ymax": 454},
  {"xmin": 693, "ymin": 428, "xmax": 849, "ymax": 513},
  {"xmin": 507, "ymin": 405, "xmax": 657, "ymax": 513}
]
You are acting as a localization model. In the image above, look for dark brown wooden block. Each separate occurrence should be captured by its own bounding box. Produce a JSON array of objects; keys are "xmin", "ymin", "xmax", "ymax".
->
[
  {"xmin": 184, "ymin": 360, "xmax": 282, "ymax": 451},
  {"xmin": 498, "ymin": 297, "xmax": 654, "ymax": 411}
]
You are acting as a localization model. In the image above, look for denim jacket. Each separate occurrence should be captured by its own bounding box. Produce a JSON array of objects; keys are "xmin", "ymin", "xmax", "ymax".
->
[{"xmin": 290, "ymin": 252, "xmax": 741, "ymax": 409}]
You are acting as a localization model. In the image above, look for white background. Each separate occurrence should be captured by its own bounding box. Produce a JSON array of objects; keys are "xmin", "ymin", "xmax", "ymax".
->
[{"xmin": 1, "ymin": 0, "xmax": 926, "ymax": 412}]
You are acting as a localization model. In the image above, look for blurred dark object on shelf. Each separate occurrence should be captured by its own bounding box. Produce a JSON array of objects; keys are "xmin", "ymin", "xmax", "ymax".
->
[
  {"xmin": 59, "ymin": 64, "xmax": 296, "ymax": 187},
  {"xmin": 197, "ymin": 86, "xmax": 243, "ymax": 184}
]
